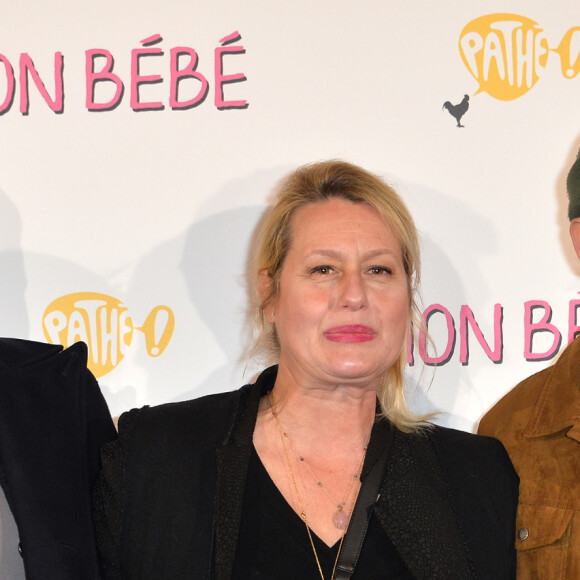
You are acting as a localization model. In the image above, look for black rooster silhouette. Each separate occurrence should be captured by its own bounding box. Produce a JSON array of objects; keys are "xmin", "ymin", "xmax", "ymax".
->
[{"xmin": 443, "ymin": 94, "xmax": 470, "ymax": 127}]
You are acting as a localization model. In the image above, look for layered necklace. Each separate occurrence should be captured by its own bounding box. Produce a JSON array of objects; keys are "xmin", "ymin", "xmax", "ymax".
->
[{"xmin": 267, "ymin": 394, "xmax": 367, "ymax": 580}]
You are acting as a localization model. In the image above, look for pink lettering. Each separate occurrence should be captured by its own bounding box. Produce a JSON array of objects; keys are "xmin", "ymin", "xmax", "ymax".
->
[
  {"xmin": 568, "ymin": 298, "xmax": 580, "ymax": 344},
  {"xmin": 131, "ymin": 35, "xmax": 164, "ymax": 111},
  {"xmin": 4, "ymin": 32, "xmax": 250, "ymax": 115},
  {"xmin": 169, "ymin": 47, "xmax": 209, "ymax": 109},
  {"xmin": 85, "ymin": 49, "xmax": 124, "ymax": 111},
  {"xmin": 0, "ymin": 54, "xmax": 14, "ymax": 114},
  {"xmin": 419, "ymin": 304, "xmax": 456, "ymax": 366},
  {"xmin": 459, "ymin": 304, "xmax": 503, "ymax": 364},
  {"xmin": 19, "ymin": 53, "xmax": 63, "ymax": 114},
  {"xmin": 524, "ymin": 300, "xmax": 562, "ymax": 361},
  {"xmin": 214, "ymin": 31, "xmax": 247, "ymax": 109}
]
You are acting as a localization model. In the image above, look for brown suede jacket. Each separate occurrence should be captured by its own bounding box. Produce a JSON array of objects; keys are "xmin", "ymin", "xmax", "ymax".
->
[{"xmin": 479, "ymin": 337, "xmax": 580, "ymax": 579}]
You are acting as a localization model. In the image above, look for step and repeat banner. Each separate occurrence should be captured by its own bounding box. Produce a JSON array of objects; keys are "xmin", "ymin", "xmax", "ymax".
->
[{"xmin": 1, "ymin": 1, "xmax": 579, "ymax": 432}]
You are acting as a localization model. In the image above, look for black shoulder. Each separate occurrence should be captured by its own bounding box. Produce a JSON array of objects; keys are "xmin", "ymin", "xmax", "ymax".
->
[
  {"xmin": 429, "ymin": 423, "xmax": 504, "ymax": 450},
  {"xmin": 392, "ymin": 425, "xmax": 516, "ymax": 487},
  {"xmin": 0, "ymin": 339, "xmax": 96, "ymax": 379},
  {"xmin": 426, "ymin": 425, "xmax": 519, "ymax": 536},
  {"xmin": 432, "ymin": 427, "xmax": 519, "ymax": 577},
  {"xmin": 428, "ymin": 424, "xmax": 517, "ymax": 477},
  {"xmin": 0, "ymin": 337, "xmax": 66, "ymax": 370},
  {"xmin": 115, "ymin": 385, "xmax": 251, "ymax": 455}
]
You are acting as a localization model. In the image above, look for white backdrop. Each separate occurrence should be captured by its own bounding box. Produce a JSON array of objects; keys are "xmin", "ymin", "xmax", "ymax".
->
[{"xmin": 1, "ymin": 1, "xmax": 580, "ymax": 433}]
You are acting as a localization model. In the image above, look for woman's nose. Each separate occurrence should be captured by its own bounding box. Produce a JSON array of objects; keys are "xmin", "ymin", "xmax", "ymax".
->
[{"xmin": 338, "ymin": 272, "xmax": 368, "ymax": 309}]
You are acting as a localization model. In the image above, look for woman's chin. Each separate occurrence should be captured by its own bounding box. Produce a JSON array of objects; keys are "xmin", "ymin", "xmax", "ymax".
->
[{"xmin": 324, "ymin": 362, "xmax": 384, "ymax": 385}]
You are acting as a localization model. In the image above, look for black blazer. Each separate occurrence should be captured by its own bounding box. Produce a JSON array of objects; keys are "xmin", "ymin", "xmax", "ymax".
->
[
  {"xmin": 0, "ymin": 338, "xmax": 116, "ymax": 580},
  {"xmin": 94, "ymin": 366, "xmax": 518, "ymax": 579}
]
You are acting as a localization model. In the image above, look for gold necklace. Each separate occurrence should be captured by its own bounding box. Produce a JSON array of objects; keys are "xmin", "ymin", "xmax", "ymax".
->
[
  {"xmin": 268, "ymin": 394, "xmax": 367, "ymax": 580},
  {"xmin": 267, "ymin": 398, "xmax": 366, "ymax": 530}
]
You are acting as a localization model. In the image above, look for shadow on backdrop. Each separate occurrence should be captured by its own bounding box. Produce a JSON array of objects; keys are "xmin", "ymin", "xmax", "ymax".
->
[
  {"xmin": 0, "ymin": 189, "xmax": 28, "ymax": 338},
  {"xmin": 401, "ymin": 179, "xmax": 497, "ymax": 432}
]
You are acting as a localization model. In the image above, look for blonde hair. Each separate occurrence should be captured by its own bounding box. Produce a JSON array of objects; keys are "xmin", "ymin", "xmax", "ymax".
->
[{"xmin": 254, "ymin": 160, "xmax": 429, "ymax": 431}]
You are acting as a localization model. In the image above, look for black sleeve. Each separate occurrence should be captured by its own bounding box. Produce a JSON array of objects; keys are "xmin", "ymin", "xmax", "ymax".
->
[
  {"xmin": 92, "ymin": 408, "xmax": 141, "ymax": 580},
  {"xmin": 84, "ymin": 368, "xmax": 117, "ymax": 490}
]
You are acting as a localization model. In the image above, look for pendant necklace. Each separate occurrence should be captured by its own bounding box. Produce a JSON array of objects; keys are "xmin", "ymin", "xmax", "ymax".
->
[
  {"xmin": 294, "ymin": 440, "xmax": 365, "ymax": 530},
  {"xmin": 268, "ymin": 394, "xmax": 367, "ymax": 580},
  {"xmin": 267, "ymin": 397, "xmax": 366, "ymax": 529}
]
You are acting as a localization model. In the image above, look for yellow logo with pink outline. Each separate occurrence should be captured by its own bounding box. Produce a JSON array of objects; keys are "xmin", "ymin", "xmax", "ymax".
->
[{"xmin": 43, "ymin": 292, "xmax": 175, "ymax": 378}]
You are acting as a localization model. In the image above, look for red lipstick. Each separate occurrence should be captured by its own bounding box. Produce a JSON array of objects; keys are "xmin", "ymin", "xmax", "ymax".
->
[{"xmin": 323, "ymin": 325, "xmax": 376, "ymax": 343}]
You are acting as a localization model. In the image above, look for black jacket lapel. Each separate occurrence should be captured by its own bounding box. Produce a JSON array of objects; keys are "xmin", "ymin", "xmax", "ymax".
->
[
  {"xmin": 375, "ymin": 429, "xmax": 475, "ymax": 579},
  {"xmin": 213, "ymin": 367, "xmax": 276, "ymax": 580}
]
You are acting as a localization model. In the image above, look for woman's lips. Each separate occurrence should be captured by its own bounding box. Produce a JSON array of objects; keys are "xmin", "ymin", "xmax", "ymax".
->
[{"xmin": 323, "ymin": 325, "xmax": 377, "ymax": 343}]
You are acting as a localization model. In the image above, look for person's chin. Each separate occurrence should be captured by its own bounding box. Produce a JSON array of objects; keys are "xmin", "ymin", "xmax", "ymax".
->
[{"xmin": 326, "ymin": 360, "xmax": 382, "ymax": 384}]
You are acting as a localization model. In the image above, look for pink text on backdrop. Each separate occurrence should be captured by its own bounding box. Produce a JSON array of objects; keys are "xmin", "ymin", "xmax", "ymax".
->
[
  {"xmin": 407, "ymin": 298, "xmax": 580, "ymax": 366},
  {"xmin": 522, "ymin": 299, "xmax": 580, "ymax": 361},
  {"xmin": 0, "ymin": 52, "xmax": 64, "ymax": 114},
  {"xmin": 0, "ymin": 32, "xmax": 247, "ymax": 115}
]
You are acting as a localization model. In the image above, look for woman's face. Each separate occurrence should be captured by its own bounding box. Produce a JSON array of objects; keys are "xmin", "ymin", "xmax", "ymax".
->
[{"xmin": 267, "ymin": 198, "xmax": 410, "ymax": 390}]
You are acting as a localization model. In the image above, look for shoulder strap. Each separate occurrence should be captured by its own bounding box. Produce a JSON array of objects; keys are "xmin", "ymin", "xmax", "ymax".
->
[{"xmin": 334, "ymin": 420, "xmax": 393, "ymax": 580}]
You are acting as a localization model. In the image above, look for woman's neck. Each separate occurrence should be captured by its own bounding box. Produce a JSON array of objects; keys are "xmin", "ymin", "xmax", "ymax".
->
[
  {"xmin": 253, "ymin": 364, "xmax": 379, "ymax": 547},
  {"xmin": 265, "ymin": 365, "xmax": 377, "ymax": 455}
]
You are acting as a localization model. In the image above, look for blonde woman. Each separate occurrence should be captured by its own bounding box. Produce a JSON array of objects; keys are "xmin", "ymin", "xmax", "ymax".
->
[{"xmin": 94, "ymin": 161, "xmax": 517, "ymax": 579}]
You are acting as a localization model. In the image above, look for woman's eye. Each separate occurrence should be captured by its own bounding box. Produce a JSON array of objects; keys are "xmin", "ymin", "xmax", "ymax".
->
[
  {"xmin": 311, "ymin": 265, "xmax": 334, "ymax": 275},
  {"xmin": 369, "ymin": 266, "xmax": 392, "ymax": 275}
]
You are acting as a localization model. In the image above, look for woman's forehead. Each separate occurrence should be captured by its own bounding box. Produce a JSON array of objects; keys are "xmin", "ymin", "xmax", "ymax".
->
[{"xmin": 287, "ymin": 199, "xmax": 399, "ymax": 251}]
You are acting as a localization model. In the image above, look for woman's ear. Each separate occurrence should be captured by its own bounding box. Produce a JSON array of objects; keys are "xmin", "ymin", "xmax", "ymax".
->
[
  {"xmin": 570, "ymin": 219, "xmax": 580, "ymax": 260},
  {"xmin": 258, "ymin": 270, "xmax": 275, "ymax": 322}
]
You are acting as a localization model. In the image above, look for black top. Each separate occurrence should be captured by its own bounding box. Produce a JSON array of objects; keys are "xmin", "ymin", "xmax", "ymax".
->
[
  {"xmin": 94, "ymin": 365, "xmax": 518, "ymax": 579},
  {"xmin": 233, "ymin": 447, "xmax": 415, "ymax": 579}
]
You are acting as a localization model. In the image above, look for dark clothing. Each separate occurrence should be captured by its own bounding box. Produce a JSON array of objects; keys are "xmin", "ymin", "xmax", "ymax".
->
[
  {"xmin": 94, "ymin": 365, "xmax": 518, "ymax": 580},
  {"xmin": 0, "ymin": 338, "xmax": 116, "ymax": 580},
  {"xmin": 232, "ymin": 447, "xmax": 415, "ymax": 579}
]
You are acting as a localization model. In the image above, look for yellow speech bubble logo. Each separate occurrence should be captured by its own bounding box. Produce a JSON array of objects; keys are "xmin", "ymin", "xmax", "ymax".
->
[
  {"xmin": 137, "ymin": 305, "xmax": 175, "ymax": 357},
  {"xmin": 553, "ymin": 26, "xmax": 580, "ymax": 79},
  {"xmin": 459, "ymin": 13, "xmax": 549, "ymax": 101},
  {"xmin": 43, "ymin": 292, "xmax": 174, "ymax": 377}
]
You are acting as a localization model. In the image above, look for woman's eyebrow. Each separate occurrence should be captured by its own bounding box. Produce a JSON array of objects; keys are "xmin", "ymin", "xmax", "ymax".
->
[{"xmin": 304, "ymin": 248, "xmax": 398, "ymax": 259}]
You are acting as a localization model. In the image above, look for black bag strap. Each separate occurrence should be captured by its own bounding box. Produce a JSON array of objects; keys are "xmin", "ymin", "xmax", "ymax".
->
[{"xmin": 334, "ymin": 420, "xmax": 393, "ymax": 580}]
